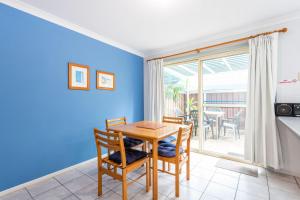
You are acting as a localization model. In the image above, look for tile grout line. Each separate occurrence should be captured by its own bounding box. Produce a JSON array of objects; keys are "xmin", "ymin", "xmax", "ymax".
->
[
  {"xmin": 24, "ymin": 187, "xmax": 34, "ymax": 200},
  {"xmin": 62, "ymin": 193, "xmax": 80, "ymax": 200},
  {"xmin": 53, "ymin": 177, "xmax": 81, "ymax": 200},
  {"xmin": 72, "ymin": 169, "xmax": 125, "ymax": 199},
  {"xmin": 25, "ymin": 178, "xmax": 64, "ymax": 199},
  {"xmin": 233, "ymin": 174, "xmax": 241, "ymax": 200},
  {"xmin": 76, "ymin": 168, "xmax": 97, "ymax": 181},
  {"xmin": 55, "ymin": 173, "xmax": 115, "ymax": 200},
  {"xmin": 294, "ymin": 176, "xmax": 300, "ymax": 189},
  {"xmin": 77, "ymin": 166, "xmax": 130, "ymax": 198},
  {"xmin": 266, "ymin": 172, "xmax": 271, "ymax": 200},
  {"xmin": 198, "ymin": 166, "xmax": 218, "ymax": 199},
  {"xmin": 25, "ymin": 164, "xmax": 144, "ymax": 200}
]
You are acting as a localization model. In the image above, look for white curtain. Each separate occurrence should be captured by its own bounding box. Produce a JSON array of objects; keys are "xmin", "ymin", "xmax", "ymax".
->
[
  {"xmin": 144, "ymin": 59, "xmax": 164, "ymax": 121},
  {"xmin": 245, "ymin": 33, "xmax": 282, "ymax": 169}
]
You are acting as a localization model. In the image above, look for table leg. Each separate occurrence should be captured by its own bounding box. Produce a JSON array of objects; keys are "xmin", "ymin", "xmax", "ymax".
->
[{"xmin": 152, "ymin": 140, "xmax": 158, "ymax": 200}]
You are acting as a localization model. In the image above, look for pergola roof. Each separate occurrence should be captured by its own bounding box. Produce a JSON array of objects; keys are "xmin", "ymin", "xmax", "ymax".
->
[{"xmin": 164, "ymin": 53, "xmax": 249, "ymax": 85}]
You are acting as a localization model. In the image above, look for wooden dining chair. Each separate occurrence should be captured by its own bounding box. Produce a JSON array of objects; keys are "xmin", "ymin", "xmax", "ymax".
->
[
  {"xmin": 162, "ymin": 116, "xmax": 184, "ymax": 125},
  {"xmin": 161, "ymin": 116, "xmax": 184, "ymax": 144},
  {"xmin": 106, "ymin": 117, "xmax": 147, "ymax": 177},
  {"xmin": 94, "ymin": 128, "xmax": 150, "ymax": 200},
  {"xmin": 106, "ymin": 117, "xmax": 145, "ymax": 150},
  {"xmin": 153, "ymin": 124, "xmax": 193, "ymax": 197},
  {"xmin": 161, "ymin": 116, "xmax": 184, "ymax": 171}
]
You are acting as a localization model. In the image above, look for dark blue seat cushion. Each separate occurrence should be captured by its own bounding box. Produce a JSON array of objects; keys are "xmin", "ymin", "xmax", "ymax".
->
[
  {"xmin": 123, "ymin": 137, "xmax": 143, "ymax": 148},
  {"xmin": 159, "ymin": 136, "xmax": 176, "ymax": 144},
  {"xmin": 109, "ymin": 149, "xmax": 147, "ymax": 165},
  {"xmin": 158, "ymin": 142, "xmax": 183, "ymax": 158}
]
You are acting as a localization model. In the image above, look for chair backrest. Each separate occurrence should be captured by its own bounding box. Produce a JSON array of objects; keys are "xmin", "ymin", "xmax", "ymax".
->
[
  {"xmin": 176, "ymin": 124, "xmax": 193, "ymax": 157},
  {"xmin": 162, "ymin": 116, "xmax": 184, "ymax": 124},
  {"xmin": 94, "ymin": 128, "xmax": 126, "ymax": 167},
  {"xmin": 233, "ymin": 111, "xmax": 242, "ymax": 126},
  {"xmin": 190, "ymin": 110, "xmax": 198, "ymax": 126},
  {"xmin": 203, "ymin": 112, "xmax": 209, "ymax": 122},
  {"xmin": 106, "ymin": 117, "xmax": 127, "ymax": 131}
]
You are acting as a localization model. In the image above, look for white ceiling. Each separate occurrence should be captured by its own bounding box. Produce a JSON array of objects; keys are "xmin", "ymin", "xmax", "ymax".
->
[{"xmin": 12, "ymin": 0, "xmax": 300, "ymax": 56}]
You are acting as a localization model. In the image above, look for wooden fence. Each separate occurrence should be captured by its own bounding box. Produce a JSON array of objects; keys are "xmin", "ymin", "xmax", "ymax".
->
[{"xmin": 164, "ymin": 92, "xmax": 247, "ymax": 129}]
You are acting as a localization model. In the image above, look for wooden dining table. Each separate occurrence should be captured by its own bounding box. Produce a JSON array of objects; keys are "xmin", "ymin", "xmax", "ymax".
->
[{"xmin": 107, "ymin": 120, "xmax": 188, "ymax": 200}]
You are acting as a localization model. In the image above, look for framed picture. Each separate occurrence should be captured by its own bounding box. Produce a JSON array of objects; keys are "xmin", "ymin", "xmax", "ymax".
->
[
  {"xmin": 96, "ymin": 71, "xmax": 115, "ymax": 90},
  {"xmin": 68, "ymin": 63, "xmax": 90, "ymax": 90}
]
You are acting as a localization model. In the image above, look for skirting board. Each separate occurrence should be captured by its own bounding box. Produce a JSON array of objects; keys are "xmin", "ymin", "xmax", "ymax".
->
[
  {"xmin": 268, "ymin": 167, "xmax": 300, "ymax": 178},
  {"xmin": 0, "ymin": 155, "xmax": 103, "ymax": 197}
]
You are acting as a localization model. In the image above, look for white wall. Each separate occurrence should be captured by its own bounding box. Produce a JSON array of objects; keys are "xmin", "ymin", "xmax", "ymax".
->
[
  {"xmin": 278, "ymin": 18, "xmax": 300, "ymax": 82},
  {"xmin": 277, "ymin": 18, "xmax": 300, "ymax": 103}
]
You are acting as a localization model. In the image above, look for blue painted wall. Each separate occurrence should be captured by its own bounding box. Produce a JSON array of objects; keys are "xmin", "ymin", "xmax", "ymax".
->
[{"xmin": 0, "ymin": 4, "xmax": 144, "ymax": 191}]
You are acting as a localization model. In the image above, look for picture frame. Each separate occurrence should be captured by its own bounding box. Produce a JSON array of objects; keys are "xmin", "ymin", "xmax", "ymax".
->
[
  {"xmin": 96, "ymin": 70, "xmax": 115, "ymax": 90},
  {"xmin": 68, "ymin": 63, "xmax": 90, "ymax": 90}
]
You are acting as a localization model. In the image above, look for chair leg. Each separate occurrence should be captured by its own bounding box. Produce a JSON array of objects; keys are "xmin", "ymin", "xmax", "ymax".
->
[
  {"xmin": 113, "ymin": 167, "xmax": 117, "ymax": 179},
  {"xmin": 233, "ymin": 127, "xmax": 237, "ymax": 140},
  {"xmin": 122, "ymin": 169, "xmax": 127, "ymax": 200},
  {"xmin": 186, "ymin": 157, "xmax": 190, "ymax": 181},
  {"xmin": 149, "ymin": 158, "xmax": 152, "ymax": 186},
  {"xmin": 162, "ymin": 161, "xmax": 166, "ymax": 171},
  {"xmin": 146, "ymin": 160, "xmax": 150, "ymax": 192},
  {"xmin": 98, "ymin": 168, "xmax": 102, "ymax": 196},
  {"xmin": 175, "ymin": 163, "xmax": 180, "ymax": 197}
]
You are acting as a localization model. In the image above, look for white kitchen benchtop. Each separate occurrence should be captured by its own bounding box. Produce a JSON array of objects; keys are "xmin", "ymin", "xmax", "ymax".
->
[{"xmin": 277, "ymin": 117, "xmax": 300, "ymax": 138}]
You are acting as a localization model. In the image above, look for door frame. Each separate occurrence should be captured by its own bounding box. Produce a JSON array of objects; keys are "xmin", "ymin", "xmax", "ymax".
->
[{"xmin": 193, "ymin": 47, "xmax": 249, "ymax": 162}]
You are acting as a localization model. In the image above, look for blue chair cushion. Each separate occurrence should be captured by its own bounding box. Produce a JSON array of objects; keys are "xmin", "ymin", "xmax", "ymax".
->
[
  {"xmin": 158, "ymin": 142, "xmax": 183, "ymax": 158},
  {"xmin": 159, "ymin": 136, "xmax": 176, "ymax": 144},
  {"xmin": 109, "ymin": 149, "xmax": 147, "ymax": 165},
  {"xmin": 123, "ymin": 137, "xmax": 144, "ymax": 148}
]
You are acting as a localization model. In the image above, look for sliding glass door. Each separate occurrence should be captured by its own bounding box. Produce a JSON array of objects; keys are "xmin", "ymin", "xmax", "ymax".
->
[
  {"xmin": 163, "ymin": 48, "xmax": 249, "ymax": 160},
  {"xmin": 200, "ymin": 51, "xmax": 249, "ymax": 160},
  {"xmin": 163, "ymin": 60, "xmax": 200, "ymax": 150}
]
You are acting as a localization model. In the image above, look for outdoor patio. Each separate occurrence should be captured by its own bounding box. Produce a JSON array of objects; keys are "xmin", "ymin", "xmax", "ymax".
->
[
  {"xmin": 191, "ymin": 130, "xmax": 245, "ymax": 159},
  {"xmin": 163, "ymin": 53, "xmax": 249, "ymax": 158}
]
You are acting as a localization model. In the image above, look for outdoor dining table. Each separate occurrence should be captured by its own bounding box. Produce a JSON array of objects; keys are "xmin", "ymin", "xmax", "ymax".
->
[
  {"xmin": 204, "ymin": 110, "xmax": 224, "ymax": 139},
  {"xmin": 107, "ymin": 120, "xmax": 188, "ymax": 200}
]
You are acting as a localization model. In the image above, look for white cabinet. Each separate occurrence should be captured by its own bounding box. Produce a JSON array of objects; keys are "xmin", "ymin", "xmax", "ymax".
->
[{"xmin": 277, "ymin": 117, "xmax": 300, "ymax": 176}]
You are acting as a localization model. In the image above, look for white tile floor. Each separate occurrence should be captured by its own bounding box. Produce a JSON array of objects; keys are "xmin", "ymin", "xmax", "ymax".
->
[{"xmin": 1, "ymin": 153, "xmax": 300, "ymax": 200}]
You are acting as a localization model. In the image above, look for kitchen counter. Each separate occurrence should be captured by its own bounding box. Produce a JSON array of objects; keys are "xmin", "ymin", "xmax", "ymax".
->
[
  {"xmin": 277, "ymin": 116, "xmax": 300, "ymax": 176},
  {"xmin": 277, "ymin": 117, "xmax": 300, "ymax": 138}
]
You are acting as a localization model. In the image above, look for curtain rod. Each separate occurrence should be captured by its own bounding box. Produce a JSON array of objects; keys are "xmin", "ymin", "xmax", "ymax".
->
[{"xmin": 147, "ymin": 27, "xmax": 288, "ymax": 62}]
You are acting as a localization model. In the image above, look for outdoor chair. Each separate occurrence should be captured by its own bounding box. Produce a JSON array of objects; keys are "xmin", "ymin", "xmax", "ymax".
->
[
  {"xmin": 220, "ymin": 111, "xmax": 242, "ymax": 140},
  {"xmin": 190, "ymin": 110, "xmax": 198, "ymax": 136},
  {"xmin": 204, "ymin": 113, "xmax": 215, "ymax": 140}
]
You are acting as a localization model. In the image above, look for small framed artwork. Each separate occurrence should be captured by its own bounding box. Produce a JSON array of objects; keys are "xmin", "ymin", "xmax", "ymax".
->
[
  {"xmin": 96, "ymin": 71, "xmax": 115, "ymax": 90},
  {"xmin": 68, "ymin": 63, "xmax": 90, "ymax": 90}
]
